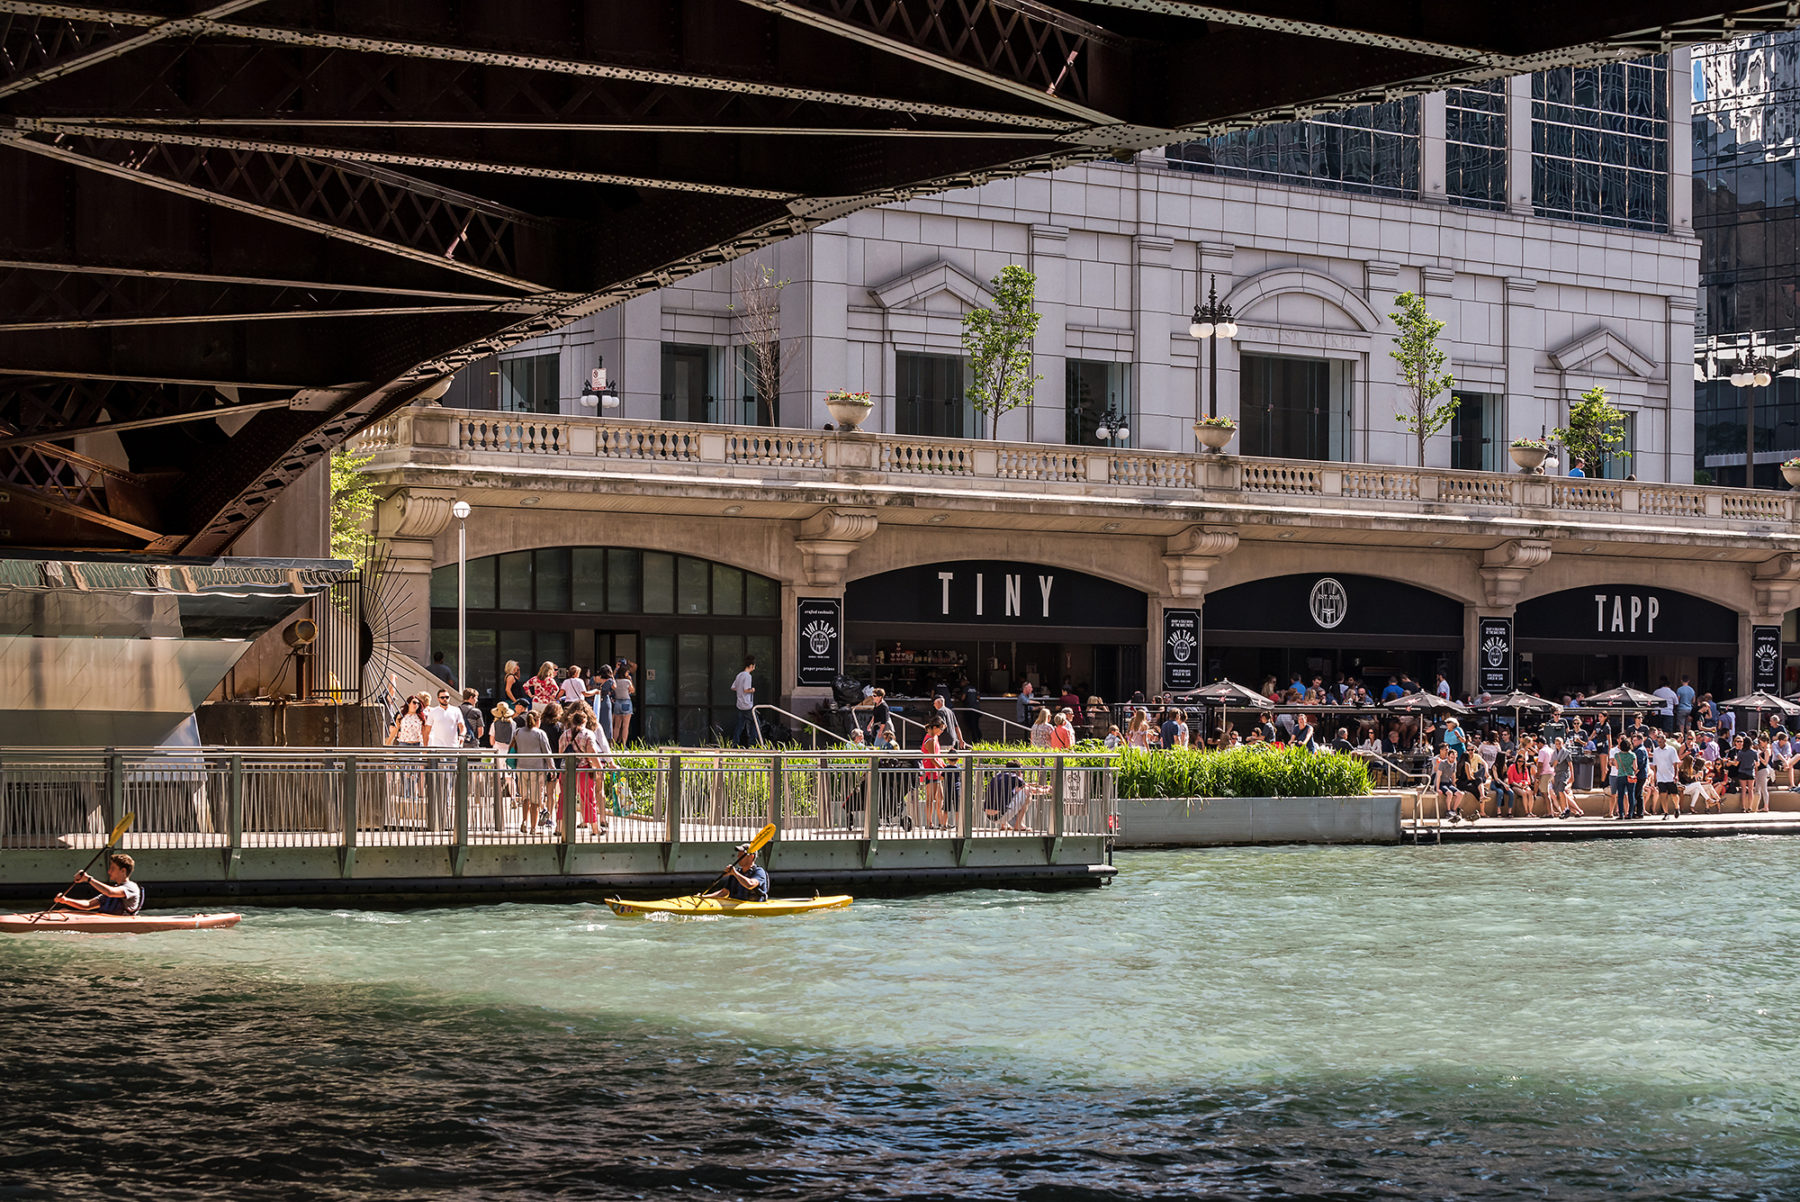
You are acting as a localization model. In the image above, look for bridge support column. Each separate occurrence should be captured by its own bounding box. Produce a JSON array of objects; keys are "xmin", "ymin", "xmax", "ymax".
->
[{"xmin": 373, "ymin": 487, "xmax": 458, "ymax": 671}]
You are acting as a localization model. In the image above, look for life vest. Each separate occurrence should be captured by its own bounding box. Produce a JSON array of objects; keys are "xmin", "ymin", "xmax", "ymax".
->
[{"xmin": 97, "ymin": 882, "xmax": 144, "ymax": 916}]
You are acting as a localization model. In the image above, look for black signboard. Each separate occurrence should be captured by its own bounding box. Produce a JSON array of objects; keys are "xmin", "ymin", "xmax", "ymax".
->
[
  {"xmin": 1162, "ymin": 609, "xmax": 1201, "ymax": 692},
  {"xmin": 1477, "ymin": 616, "xmax": 1513, "ymax": 695},
  {"xmin": 1204, "ymin": 573, "xmax": 1462, "ymax": 638},
  {"xmin": 796, "ymin": 598, "xmax": 842, "ymax": 687},
  {"xmin": 1515, "ymin": 587, "xmax": 1736, "ymax": 645},
  {"xmin": 1753, "ymin": 624, "xmax": 1782, "ymax": 694},
  {"xmin": 844, "ymin": 560, "xmax": 1147, "ymax": 627}
]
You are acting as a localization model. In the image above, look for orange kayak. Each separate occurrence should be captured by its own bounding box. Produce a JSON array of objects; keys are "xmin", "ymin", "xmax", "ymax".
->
[{"xmin": 0, "ymin": 911, "xmax": 242, "ymax": 933}]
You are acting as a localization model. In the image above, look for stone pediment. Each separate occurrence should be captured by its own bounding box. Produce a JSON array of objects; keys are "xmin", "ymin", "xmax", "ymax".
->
[
  {"xmin": 869, "ymin": 261, "xmax": 992, "ymax": 315},
  {"xmin": 1548, "ymin": 328, "xmax": 1656, "ymax": 379}
]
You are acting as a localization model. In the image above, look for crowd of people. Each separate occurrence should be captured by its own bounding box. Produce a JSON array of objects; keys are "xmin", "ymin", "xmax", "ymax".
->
[{"xmin": 387, "ymin": 657, "xmax": 637, "ymax": 836}]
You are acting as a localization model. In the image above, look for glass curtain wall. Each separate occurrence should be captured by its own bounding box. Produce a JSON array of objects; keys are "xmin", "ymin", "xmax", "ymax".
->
[
  {"xmin": 1065, "ymin": 360, "xmax": 1132, "ymax": 445},
  {"xmin": 1446, "ymin": 81, "xmax": 1509, "ymax": 209},
  {"xmin": 897, "ymin": 351, "xmax": 977, "ymax": 438},
  {"xmin": 1238, "ymin": 354, "xmax": 1350, "ymax": 461},
  {"xmin": 1166, "ymin": 97, "xmax": 1421, "ymax": 198},
  {"xmin": 1532, "ymin": 55, "xmax": 1670, "ymax": 231}
]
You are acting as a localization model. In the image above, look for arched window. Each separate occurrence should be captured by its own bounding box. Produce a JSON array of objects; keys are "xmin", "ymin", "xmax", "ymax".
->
[{"xmin": 431, "ymin": 548, "xmax": 779, "ymax": 745}]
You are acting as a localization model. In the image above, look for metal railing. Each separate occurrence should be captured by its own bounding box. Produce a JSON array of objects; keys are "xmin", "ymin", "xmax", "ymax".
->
[
  {"xmin": 0, "ymin": 747, "xmax": 1117, "ymax": 854},
  {"xmin": 353, "ymin": 410, "xmax": 1800, "ymax": 536}
]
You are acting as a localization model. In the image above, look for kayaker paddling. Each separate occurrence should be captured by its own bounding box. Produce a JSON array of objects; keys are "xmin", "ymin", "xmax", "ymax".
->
[
  {"xmin": 703, "ymin": 843, "xmax": 769, "ymax": 902},
  {"xmin": 53, "ymin": 854, "xmax": 143, "ymax": 916}
]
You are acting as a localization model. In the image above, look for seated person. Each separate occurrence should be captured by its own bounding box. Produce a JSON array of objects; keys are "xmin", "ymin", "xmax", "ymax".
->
[
  {"xmin": 54, "ymin": 853, "xmax": 143, "ymax": 915},
  {"xmin": 705, "ymin": 844, "xmax": 769, "ymax": 901}
]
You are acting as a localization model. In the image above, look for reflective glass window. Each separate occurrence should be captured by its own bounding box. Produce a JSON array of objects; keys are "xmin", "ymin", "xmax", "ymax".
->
[
  {"xmin": 1167, "ymin": 97, "xmax": 1421, "ymax": 199},
  {"xmin": 1532, "ymin": 54, "xmax": 1668, "ymax": 232}
]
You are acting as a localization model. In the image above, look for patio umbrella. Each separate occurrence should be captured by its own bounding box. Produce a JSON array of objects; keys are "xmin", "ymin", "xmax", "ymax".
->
[
  {"xmin": 1179, "ymin": 679, "xmax": 1277, "ymax": 707},
  {"xmin": 1471, "ymin": 690, "xmax": 1561, "ymax": 737},
  {"xmin": 1176, "ymin": 679, "xmax": 1276, "ymax": 744},
  {"xmin": 1382, "ymin": 692, "xmax": 1471, "ymax": 715},
  {"xmin": 1719, "ymin": 691, "xmax": 1800, "ymax": 714},
  {"xmin": 1580, "ymin": 685, "xmax": 1662, "ymax": 709}
]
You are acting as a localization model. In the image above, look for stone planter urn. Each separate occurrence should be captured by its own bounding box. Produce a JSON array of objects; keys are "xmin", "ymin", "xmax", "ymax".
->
[
  {"xmin": 1194, "ymin": 421, "xmax": 1237, "ymax": 452},
  {"xmin": 1509, "ymin": 444, "xmax": 1549, "ymax": 473},
  {"xmin": 1783, "ymin": 461, "xmax": 1800, "ymax": 489},
  {"xmin": 824, "ymin": 393, "xmax": 874, "ymax": 432}
]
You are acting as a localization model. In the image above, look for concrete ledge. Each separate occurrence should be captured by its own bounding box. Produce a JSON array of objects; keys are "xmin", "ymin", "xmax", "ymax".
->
[{"xmin": 1115, "ymin": 795, "xmax": 1402, "ymax": 847}]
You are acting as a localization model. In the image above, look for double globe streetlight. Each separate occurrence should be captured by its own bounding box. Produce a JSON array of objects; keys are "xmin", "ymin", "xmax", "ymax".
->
[
  {"xmin": 1189, "ymin": 274, "xmax": 1238, "ymax": 421},
  {"xmin": 1730, "ymin": 352, "xmax": 1774, "ymax": 489},
  {"xmin": 1093, "ymin": 402, "xmax": 1130, "ymax": 443}
]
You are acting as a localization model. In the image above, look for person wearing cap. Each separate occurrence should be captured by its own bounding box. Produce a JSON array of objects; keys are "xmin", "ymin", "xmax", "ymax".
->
[{"xmin": 705, "ymin": 843, "xmax": 769, "ymax": 901}]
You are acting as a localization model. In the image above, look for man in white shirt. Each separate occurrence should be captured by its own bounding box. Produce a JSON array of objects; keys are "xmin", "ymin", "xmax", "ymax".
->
[
  {"xmin": 1651, "ymin": 735, "xmax": 1681, "ymax": 817},
  {"xmin": 424, "ymin": 689, "xmax": 466, "ymax": 827},
  {"xmin": 1434, "ymin": 674, "xmax": 1452, "ymax": 699},
  {"xmin": 1652, "ymin": 679, "xmax": 1679, "ymax": 733},
  {"xmin": 732, "ymin": 656, "xmax": 760, "ymax": 746}
]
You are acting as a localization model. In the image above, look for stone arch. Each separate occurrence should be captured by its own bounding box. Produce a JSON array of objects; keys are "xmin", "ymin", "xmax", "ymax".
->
[
  {"xmin": 1223, "ymin": 267, "xmax": 1385, "ymax": 335},
  {"xmin": 1208, "ymin": 554, "xmax": 1483, "ymax": 608},
  {"xmin": 444, "ymin": 519, "xmax": 800, "ymax": 586}
]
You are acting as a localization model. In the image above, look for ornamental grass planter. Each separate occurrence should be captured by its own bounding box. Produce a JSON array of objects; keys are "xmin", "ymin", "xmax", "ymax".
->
[
  {"xmin": 1509, "ymin": 444, "xmax": 1548, "ymax": 472},
  {"xmin": 1194, "ymin": 422, "xmax": 1237, "ymax": 452},
  {"xmin": 825, "ymin": 398, "xmax": 874, "ymax": 431}
]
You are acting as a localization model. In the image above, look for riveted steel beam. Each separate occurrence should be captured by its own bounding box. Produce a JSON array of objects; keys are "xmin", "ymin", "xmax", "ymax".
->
[
  {"xmin": 0, "ymin": 0, "xmax": 268, "ymax": 97},
  {"xmin": 0, "ymin": 130, "xmax": 558, "ymax": 294}
]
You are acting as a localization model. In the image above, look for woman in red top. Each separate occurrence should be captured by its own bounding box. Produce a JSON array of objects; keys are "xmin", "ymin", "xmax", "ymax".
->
[
  {"xmin": 526, "ymin": 661, "xmax": 561, "ymax": 709},
  {"xmin": 1504, "ymin": 755, "xmax": 1534, "ymax": 818},
  {"xmin": 919, "ymin": 716, "xmax": 947, "ymax": 830}
]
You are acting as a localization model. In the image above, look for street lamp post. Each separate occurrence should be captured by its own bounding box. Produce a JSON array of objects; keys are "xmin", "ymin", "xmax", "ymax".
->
[
  {"xmin": 451, "ymin": 500, "xmax": 471, "ymax": 690},
  {"xmin": 1188, "ymin": 274, "xmax": 1238, "ymax": 420},
  {"xmin": 1093, "ymin": 401, "xmax": 1130, "ymax": 444},
  {"xmin": 1730, "ymin": 352, "xmax": 1774, "ymax": 488}
]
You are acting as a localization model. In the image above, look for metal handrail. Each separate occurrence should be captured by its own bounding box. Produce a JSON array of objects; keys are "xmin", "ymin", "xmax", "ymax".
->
[{"xmin": 751, "ymin": 703, "xmax": 854, "ymax": 748}]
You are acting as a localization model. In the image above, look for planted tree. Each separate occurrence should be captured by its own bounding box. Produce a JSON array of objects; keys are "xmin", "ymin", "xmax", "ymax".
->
[
  {"xmin": 1554, "ymin": 384, "xmax": 1631, "ymax": 475},
  {"xmin": 1389, "ymin": 290, "xmax": 1458, "ymax": 467},
  {"xmin": 729, "ymin": 262, "xmax": 800, "ymax": 426},
  {"xmin": 962, "ymin": 263, "xmax": 1042, "ymax": 439},
  {"xmin": 329, "ymin": 446, "xmax": 380, "ymax": 565}
]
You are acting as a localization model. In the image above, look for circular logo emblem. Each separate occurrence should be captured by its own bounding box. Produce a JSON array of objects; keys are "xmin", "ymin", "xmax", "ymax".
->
[
  {"xmin": 802, "ymin": 619, "xmax": 835, "ymax": 656},
  {"xmin": 1309, "ymin": 578, "xmax": 1347, "ymax": 630}
]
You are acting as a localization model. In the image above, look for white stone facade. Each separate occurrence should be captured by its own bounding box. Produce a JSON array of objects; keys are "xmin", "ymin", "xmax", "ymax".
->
[{"xmin": 496, "ymin": 73, "xmax": 1698, "ymax": 483}]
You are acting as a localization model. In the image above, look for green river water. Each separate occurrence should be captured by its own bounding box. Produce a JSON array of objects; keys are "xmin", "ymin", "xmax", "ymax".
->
[{"xmin": 4, "ymin": 841, "xmax": 1799, "ymax": 1199}]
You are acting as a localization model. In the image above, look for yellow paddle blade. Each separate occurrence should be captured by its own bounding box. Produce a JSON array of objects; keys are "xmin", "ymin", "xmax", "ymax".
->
[
  {"xmin": 107, "ymin": 812, "xmax": 135, "ymax": 846},
  {"xmin": 746, "ymin": 822, "xmax": 778, "ymax": 854}
]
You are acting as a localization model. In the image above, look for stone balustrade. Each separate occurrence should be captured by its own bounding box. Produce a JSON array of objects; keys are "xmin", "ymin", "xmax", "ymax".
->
[{"xmin": 352, "ymin": 408, "xmax": 1800, "ymax": 534}]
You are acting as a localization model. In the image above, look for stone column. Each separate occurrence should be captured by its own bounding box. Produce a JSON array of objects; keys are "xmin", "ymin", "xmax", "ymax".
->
[
  {"xmin": 1503, "ymin": 277, "xmax": 1542, "ymax": 445},
  {"xmin": 1506, "ymin": 74, "xmax": 1534, "ymax": 217},
  {"xmin": 1156, "ymin": 526, "xmax": 1239, "ymax": 690},
  {"xmin": 1670, "ymin": 46, "xmax": 1695, "ymax": 237},
  {"xmin": 1421, "ymin": 91, "xmax": 1449, "ymax": 205},
  {"xmin": 620, "ymin": 293, "xmax": 661, "ymax": 421},
  {"xmin": 1748, "ymin": 557, "xmax": 1800, "ymax": 692},
  {"xmin": 1133, "ymin": 234, "xmax": 1176, "ymax": 452},
  {"xmin": 1421, "ymin": 266, "xmax": 1457, "ymax": 468},
  {"xmin": 787, "ymin": 508, "xmax": 878, "ymax": 712},
  {"xmin": 794, "ymin": 228, "xmax": 849, "ymax": 431},
  {"xmin": 1027, "ymin": 223, "xmax": 1068, "ymax": 445},
  {"xmin": 1666, "ymin": 292, "xmax": 1698, "ymax": 484},
  {"xmin": 372, "ymin": 487, "xmax": 458, "ymax": 669},
  {"xmin": 1364, "ymin": 261, "xmax": 1405, "ymax": 465}
]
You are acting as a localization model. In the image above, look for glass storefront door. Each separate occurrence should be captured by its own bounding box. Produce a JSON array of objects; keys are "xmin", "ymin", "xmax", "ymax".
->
[{"xmin": 1238, "ymin": 353, "xmax": 1351, "ymax": 460}]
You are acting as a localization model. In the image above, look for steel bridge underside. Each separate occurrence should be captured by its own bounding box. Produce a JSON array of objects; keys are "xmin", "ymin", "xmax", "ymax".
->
[{"xmin": 0, "ymin": 0, "xmax": 1791, "ymax": 554}]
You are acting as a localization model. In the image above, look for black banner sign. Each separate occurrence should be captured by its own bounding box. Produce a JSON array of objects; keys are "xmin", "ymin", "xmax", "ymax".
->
[
  {"xmin": 796, "ymin": 598, "xmax": 842, "ymax": 688},
  {"xmin": 1162, "ymin": 609, "xmax": 1201, "ymax": 692},
  {"xmin": 1515, "ymin": 587, "xmax": 1736, "ymax": 645},
  {"xmin": 844, "ymin": 560, "xmax": 1147, "ymax": 627},
  {"xmin": 1477, "ymin": 616, "xmax": 1513, "ymax": 695},
  {"xmin": 1753, "ymin": 624, "xmax": 1782, "ymax": 694}
]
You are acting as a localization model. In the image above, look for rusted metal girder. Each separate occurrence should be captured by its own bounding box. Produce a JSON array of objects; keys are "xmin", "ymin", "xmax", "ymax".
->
[{"xmin": 0, "ymin": 0, "xmax": 1792, "ymax": 553}]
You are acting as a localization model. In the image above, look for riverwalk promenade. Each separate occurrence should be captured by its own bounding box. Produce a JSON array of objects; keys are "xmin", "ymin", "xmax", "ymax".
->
[{"xmin": 0, "ymin": 748, "xmax": 1115, "ymax": 904}]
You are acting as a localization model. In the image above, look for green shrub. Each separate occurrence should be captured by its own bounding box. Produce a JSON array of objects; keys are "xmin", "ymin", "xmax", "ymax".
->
[{"xmin": 1113, "ymin": 745, "xmax": 1370, "ymax": 799}]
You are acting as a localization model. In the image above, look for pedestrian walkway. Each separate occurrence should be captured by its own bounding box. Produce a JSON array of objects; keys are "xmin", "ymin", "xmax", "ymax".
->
[{"xmin": 1410, "ymin": 809, "xmax": 1800, "ymax": 843}]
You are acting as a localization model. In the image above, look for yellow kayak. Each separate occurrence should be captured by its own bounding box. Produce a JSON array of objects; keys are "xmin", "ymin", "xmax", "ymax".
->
[{"xmin": 604, "ymin": 894, "xmax": 852, "ymax": 918}]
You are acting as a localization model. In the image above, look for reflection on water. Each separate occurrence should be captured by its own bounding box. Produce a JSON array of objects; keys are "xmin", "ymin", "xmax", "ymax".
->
[{"xmin": 5, "ymin": 842, "xmax": 1800, "ymax": 1199}]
